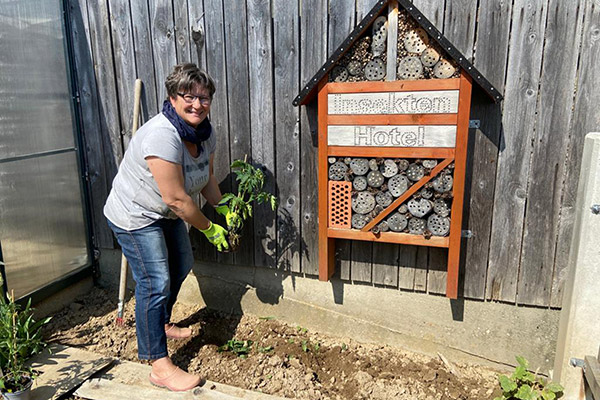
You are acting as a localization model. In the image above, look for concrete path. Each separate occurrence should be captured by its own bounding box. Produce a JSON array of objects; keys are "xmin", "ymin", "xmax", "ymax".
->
[
  {"xmin": 27, "ymin": 344, "xmax": 113, "ymax": 400},
  {"xmin": 74, "ymin": 359, "xmax": 288, "ymax": 400},
  {"xmin": 26, "ymin": 344, "xmax": 286, "ymax": 400}
]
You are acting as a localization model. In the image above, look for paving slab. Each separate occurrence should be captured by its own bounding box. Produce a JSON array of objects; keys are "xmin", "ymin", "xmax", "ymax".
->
[
  {"xmin": 26, "ymin": 344, "xmax": 114, "ymax": 400},
  {"xmin": 75, "ymin": 360, "xmax": 289, "ymax": 400}
]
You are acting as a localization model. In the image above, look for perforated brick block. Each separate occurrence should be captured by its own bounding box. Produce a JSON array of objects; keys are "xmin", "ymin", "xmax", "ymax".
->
[{"xmin": 328, "ymin": 181, "xmax": 352, "ymax": 229}]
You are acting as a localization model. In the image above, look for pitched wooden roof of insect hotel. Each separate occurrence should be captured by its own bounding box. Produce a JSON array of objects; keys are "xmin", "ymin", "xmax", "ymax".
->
[{"xmin": 293, "ymin": 0, "xmax": 503, "ymax": 106}]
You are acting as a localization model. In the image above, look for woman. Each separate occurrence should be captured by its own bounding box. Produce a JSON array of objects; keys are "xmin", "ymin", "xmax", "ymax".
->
[{"xmin": 104, "ymin": 63, "xmax": 230, "ymax": 391}]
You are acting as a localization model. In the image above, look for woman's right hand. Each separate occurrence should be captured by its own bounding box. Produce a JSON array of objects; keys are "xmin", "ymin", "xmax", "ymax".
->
[{"xmin": 200, "ymin": 222, "xmax": 229, "ymax": 252}]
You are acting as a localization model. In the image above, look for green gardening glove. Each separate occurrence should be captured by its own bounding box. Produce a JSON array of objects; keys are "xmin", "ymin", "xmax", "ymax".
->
[
  {"xmin": 215, "ymin": 199, "xmax": 241, "ymax": 231},
  {"xmin": 200, "ymin": 222, "xmax": 229, "ymax": 252}
]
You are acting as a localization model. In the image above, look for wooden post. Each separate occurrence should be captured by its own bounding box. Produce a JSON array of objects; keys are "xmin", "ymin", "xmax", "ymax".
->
[
  {"xmin": 446, "ymin": 72, "xmax": 473, "ymax": 298},
  {"xmin": 318, "ymin": 79, "xmax": 335, "ymax": 281}
]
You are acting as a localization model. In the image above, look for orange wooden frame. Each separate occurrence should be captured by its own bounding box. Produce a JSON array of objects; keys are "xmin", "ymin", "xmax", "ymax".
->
[{"xmin": 317, "ymin": 75, "xmax": 473, "ymax": 299}]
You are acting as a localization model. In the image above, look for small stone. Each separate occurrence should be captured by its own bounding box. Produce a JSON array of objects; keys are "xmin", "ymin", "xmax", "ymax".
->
[{"xmin": 423, "ymin": 369, "xmax": 437, "ymax": 382}]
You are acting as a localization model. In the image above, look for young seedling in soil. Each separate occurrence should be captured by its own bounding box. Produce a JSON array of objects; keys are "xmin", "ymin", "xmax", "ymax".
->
[
  {"xmin": 494, "ymin": 356, "xmax": 563, "ymax": 400},
  {"xmin": 218, "ymin": 159, "xmax": 277, "ymax": 251},
  {"xmin": 218, "ymin": 339, "xmax": 253, "ymax": 359}
]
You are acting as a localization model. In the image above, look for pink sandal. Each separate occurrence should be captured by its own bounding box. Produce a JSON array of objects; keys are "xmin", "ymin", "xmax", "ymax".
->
[{"xmin": 149, "ymin": 366, "xmax": 203, "ymax": 391}]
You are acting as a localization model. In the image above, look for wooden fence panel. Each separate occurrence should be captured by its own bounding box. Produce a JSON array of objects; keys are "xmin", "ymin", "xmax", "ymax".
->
[
  {"xmin": 300, "ymin": 0, "xmax": 328, "ymax": 276},
  {"xmin": 107, "ymin": 0, "xmax": 136, "ymax": 149},
  {"xmin": 274, "ymin": 0, "xmax": 301, "ymax": 273},
  {"xmin": 248, "ymin": 0, "xmax": 276, "ymax": 268},
  {"xmin": 518, "ymin": 0, "xmax": 585, "ymax": 306},
  {"xmin": 462, "ymin": 1, "xmax": 512, "ymax": 300},
  {"xmin": 223, "ymin": 0, "xmax": 253, "ymax": 266},
  {"xmin": 72, "ymin": 0, "xmax": 600, "ymax": 308},
  {"xmin": 374, "ymin": 0, "xmax": 401, "ymax": 291},
  {"xmin": 201, "ymin": 0, "xmax": 230, "ymax": 263},
  {"xmin": 486, "ymin": 0, "xmax": 549, "ymax": 304},
  {"xmin": 328, "ymin": 0, "xmax": 355, "ymax": 279},
  {"xmin": 554, "ymin": 1, "xmax": 600, "ymax": 307},
  {"xmin": 188, "ymin": 2, "xmax": 207, "ymax": 70},
  {"xmin": 349, "ymin": 0, "xmax": 380, "ymax": 283},
  {"xmin": 412, "ymin": 0, "xmax": 445, "ymax": 292},
  {"xmin": 148, "ymin": 0, "xmax": 177, "ymax": 106},
  {"xmin": 435, "ymin": 0, "xmax": 478, "ymax": 296},
  {"xmin": 85, "ymin": 0, "xmax": 122, "ymax": 172},
  {"xmin": 130, "ymin": 0, "xmax": 159, "ymax": 119},
  {"xmin": 67, "ymin": 0, "xmax": 113, "ymax": 249},
  {"xmin": 173, "ymin": 0, "xmax": 191, "ymax": 63},
  {"xmin": 443, "ymin": 0, "xmax": 476, "ymax": 57},
  {"xmin": 411, "ymin": 0, "xmax": 444, "ymax": 28}
]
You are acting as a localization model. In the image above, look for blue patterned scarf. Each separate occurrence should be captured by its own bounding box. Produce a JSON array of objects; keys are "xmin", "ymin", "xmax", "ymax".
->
[{"xmin": 162, "ymin": 100, "xmax": 212, "ymax": 154}]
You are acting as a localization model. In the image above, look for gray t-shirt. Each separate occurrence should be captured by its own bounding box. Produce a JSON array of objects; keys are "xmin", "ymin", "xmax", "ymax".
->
[{"xmin": 104, "ymin": 113, "xmax": 217, "ymax": 230}]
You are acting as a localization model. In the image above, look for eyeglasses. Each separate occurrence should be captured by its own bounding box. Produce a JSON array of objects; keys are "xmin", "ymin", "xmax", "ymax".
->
[{"xmin": 177, "ymin": 92, "xmax": 212, "ymax": 105}]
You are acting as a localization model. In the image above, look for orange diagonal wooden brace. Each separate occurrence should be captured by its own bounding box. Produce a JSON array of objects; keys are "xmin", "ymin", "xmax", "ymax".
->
[{"xmin": 361, "ymin": 157, "xmax": 454, "ymax": 232}]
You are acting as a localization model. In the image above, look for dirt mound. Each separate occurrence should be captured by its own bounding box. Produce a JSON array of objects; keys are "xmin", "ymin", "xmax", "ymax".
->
[{"xmin": 45, "ymin": 286, "xmax": 500, "ymax": 399}]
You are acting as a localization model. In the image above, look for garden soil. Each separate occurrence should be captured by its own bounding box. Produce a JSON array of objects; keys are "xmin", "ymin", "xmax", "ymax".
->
[{"xmin": 45, "ymin": 287, "xmax": 502, "ymax": 400}]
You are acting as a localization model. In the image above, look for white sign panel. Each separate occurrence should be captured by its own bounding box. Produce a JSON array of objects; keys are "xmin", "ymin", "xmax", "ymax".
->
[
  {"xmin": 328, "ymin": 90, "xmax": 459, "ymax": 115},
  {"xmin": 327, "ymin": 125, "xmax": 457, "ymax": 147}
]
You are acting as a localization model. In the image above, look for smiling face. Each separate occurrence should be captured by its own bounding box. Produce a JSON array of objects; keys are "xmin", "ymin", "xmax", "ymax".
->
[{"xmin": 169, "ymin": 84, "xmax": 211, "ymax": 128}]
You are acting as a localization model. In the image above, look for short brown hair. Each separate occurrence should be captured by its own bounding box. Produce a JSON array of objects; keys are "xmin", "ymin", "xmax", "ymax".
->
[{"xmin": 165, "ymin": 63, "xmax": 216, "ymax": 99}]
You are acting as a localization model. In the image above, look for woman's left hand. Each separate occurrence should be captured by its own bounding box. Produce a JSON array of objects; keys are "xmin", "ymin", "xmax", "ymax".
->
[{"xmin": 200, "ymin": 222, "xmax": 229, "ymax": 252}]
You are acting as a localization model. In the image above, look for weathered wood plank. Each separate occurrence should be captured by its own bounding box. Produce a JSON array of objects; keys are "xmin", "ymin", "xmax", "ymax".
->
[
  {"xmin": 350, "ymin": 0, "xmax": 379, "ymax": 284},
  {"xmin": 410, "ymin": 0, "xmax": 445, "ymax": 294},
  {"xmin": 443, "ymin": 0, "xmax": 477, "ymax": 58},
  {"xmin": 300, "ymin": 0, "xmax": 328, "ymax": 275},
  {"xmin": 248, "ymin": 0, "xmax": 276, "ymax": 268},
  {"xmin": 148, "ymin": 0, "xmax": 177, "ymax": 105},
  {"xmin": 67, "ymin": 0, "xmax": 113, "ymax": 249},
  {"xmin": 414, "ymin": 245, "xmax": 428, "ymax": 292},
  {"xmin": 188, "ymin": 1, "xmax": 207, "ymax": 70},
  {"xmin": 130, "ymin": 0, "xmax": 159, "ymax": 118},
  {"xmin": 553, "ymin": 1, "xmax": 600, "ymax": 307},
  {"xmin": 411, "ymin": 0, "xmax": 445, "ymax": 28},
  {"xmin": 398, "ymin": 245, "xmax": 417, "ymax": 289},
  {"xmin": 222, "ymin": 0, "xmax": 253, "ymax": 266},
  {"xmin": 274, "ymin": 0, "xmax": 301, "ymax": 272},
  {"xmin": 108, "ymin": 0, "xmax": 136, "ymax": 149},
  {"xmin": 202, "ymin": 0, "xmax": 231, "ymax": 263},
  {"xmin": 329, "ymin": 0, "xmax": 355, "ymax": 280},
  {"xmin": 427, "ymin": 247, "xmax": 447, "ymax": 295},
  {"xmin": 85, "ymin": 0, "xmax": 122, "ymax": 173},
  {"xmin": 329, "ymin": 0, "xmax": 355, "ymax": 54},
  {"xmin": 461, "ymin": 0, "xmax": 512, "ymax": 299},
  {"xmin": 373, "ymin": 243, "xmax": 399, "ymax": 287},
  {"xmin": 486, "ymin": 0, "xmax": 548, "ymax": 303},
  {"xmin": 173, "ymin": 0, "xmax": 191, "ymax": 63},
  {"xmin": 518, "ymin": 0, "xmax": 585, "ymax": 306},
  {"xmin": 439, "ymin": 0, "xmax": 477, "ymax": 297}
]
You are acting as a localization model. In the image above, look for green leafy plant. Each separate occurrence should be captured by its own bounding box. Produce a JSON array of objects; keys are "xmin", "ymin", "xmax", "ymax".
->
[
  {"xmin": 218, "ymin": 339, "xmax": 253, "ymax": 358},
  {"xmin": 0, "ymin": 291, "xmax": 51, "ymax": 394},
  {"xmin": 220, "ymin": 159, "xmax": 277, "ymax": 250},
  {"xmin": 296, "ymin": 325, "xmax": 308, "ymax": 334},
  {"xmin": 301, "ymin": 340, "xmax": 309, "ymax": 353},
  {"xmin": 257, "ymin": 345, "xmax": 274, "ymax": 354},
  {"xmin": 494, "ymin": 356, "xmax": 563, "ymax": 400}
]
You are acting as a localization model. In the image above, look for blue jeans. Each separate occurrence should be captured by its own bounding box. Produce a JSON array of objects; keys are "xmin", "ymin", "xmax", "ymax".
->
[{"xmin": 108, "ymin": 218, "xmax": 194, "ymax": 360}]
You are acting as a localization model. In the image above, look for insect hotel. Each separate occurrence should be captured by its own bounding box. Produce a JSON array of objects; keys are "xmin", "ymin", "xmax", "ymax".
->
[{"xmin": 293, "ymin": 0, "xmax": 502, "ymax": 298}]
